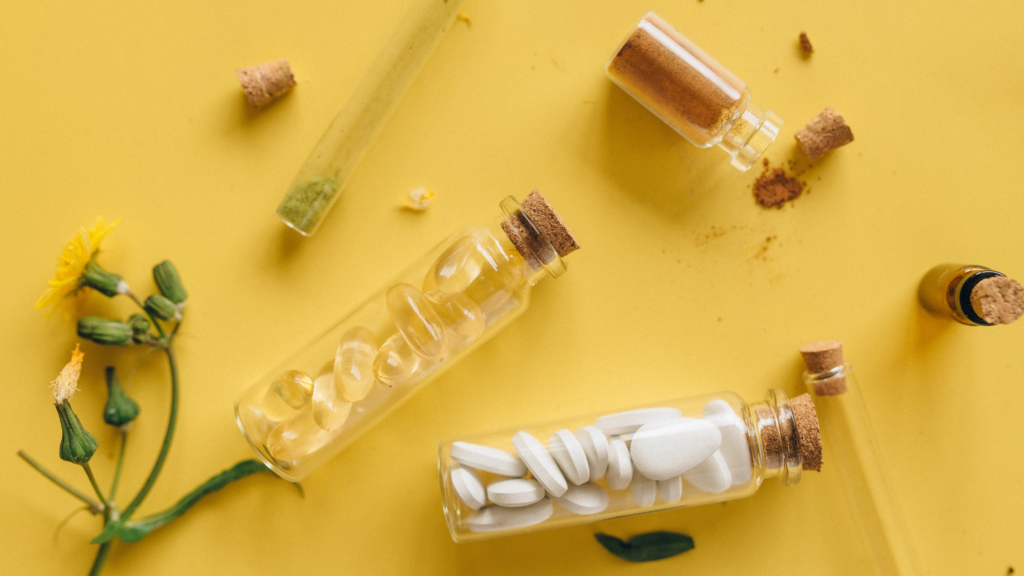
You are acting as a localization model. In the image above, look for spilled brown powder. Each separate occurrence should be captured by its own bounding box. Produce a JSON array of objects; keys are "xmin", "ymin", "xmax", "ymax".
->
[
  {"xmin": 799, "ymin": 32, "xmax": 814, "ymax": 54},
  {"xmin": 753, "ymin": 160, "xmax": 804, "ymax": 207}
]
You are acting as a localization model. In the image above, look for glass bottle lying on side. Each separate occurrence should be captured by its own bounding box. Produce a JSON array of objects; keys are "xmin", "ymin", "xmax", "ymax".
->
[
  {"xmin": 604, "ymin": 11, "xmax": 783, "ymax": 172},
  {"xmin": 438, "ymin": 387, "xmax": 821, "ymax": 541},
  {"xmin": 237, "ymin": 191, "xmax": 580, "ymax": 481},
  {"xmin": 917, "ymin": 263, "xmax": 1023, "ymax": 326}
]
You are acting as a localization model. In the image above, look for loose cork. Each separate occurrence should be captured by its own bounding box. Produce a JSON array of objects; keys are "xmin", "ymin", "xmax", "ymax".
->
[
  {"xmin": 237, "ymin": 59, "xmax": 296, "ymax": 109},
  {"xmin": 795, "ymin": 107, "xmax": 854, "ymax": 162},
  {"xmin": 970, "ymin": 276, "xmax": 1024, "ymax": 325},
  {"xmin": 799, "ymin": 340, "xmax": 847, "ymax": 396},
  {"xmin": 501, "ymin": 190, "xmax": 580, "ymax": 267},
  {"xmin": 799, "ymin": 32, "xmax": 814, "ymax": 54},
  {"xmin": 791, "ymin": 393, "xmax": 822, "ymax": 472}
]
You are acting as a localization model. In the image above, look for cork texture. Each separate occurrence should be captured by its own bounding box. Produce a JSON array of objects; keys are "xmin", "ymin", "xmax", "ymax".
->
[
  {"xmin": 501, "ymin": 190, "xmax": 579, "ymax": 267},
  {"xmin": 794, "ymin": 107, "xmax": 854, "ymax": 161},
  {"xmin": 791, "ymin": 393, "xmax": 822, "ymax": 472},
  {"xmin": 521, "ymin": 190, "xmax": 580, "ymax": 257},
  {"xmin": 970, "ymin": 276, "xmax": 1024, "ymax": 325},
  {"xmin": 756, "ymin": 406, "xmax": 782, "ymax": 469},
  {"xmin": 799, "ymin": 340, "xmax": 847, "ymax": 396},
  {"xmin": 237, "ymin": 59, "xmax": 296, "ymax": 109}
]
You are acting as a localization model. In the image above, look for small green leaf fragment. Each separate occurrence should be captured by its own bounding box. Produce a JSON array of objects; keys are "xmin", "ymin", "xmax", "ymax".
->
[{"xmin": 595, "ymin": 531, "xmax": 695, "ymax": 563}]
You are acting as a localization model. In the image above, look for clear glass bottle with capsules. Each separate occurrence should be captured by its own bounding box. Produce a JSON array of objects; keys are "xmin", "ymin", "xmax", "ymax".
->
[
  {"xmin": 438, "ymin": 388, "xmax": 820, "ymax": 541},
  {"xmin": 236, "ymin": 191, "xmax": 579, "ymax": 481}
]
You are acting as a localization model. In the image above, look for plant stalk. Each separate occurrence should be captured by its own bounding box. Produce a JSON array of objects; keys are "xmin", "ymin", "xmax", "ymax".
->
[
  {"xmin": 17, "ymin": 450, "xmax": 102, "ymax": 513},
  {"xmin": 109, "ymin": 431, "xmax": 128, "ymax": 501}
]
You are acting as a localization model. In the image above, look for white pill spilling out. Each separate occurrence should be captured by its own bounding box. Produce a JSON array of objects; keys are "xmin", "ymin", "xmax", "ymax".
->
[
  {"xmin": 684, "ymin": 450, "xmax": 732, "ymax": 494},
  {"xmin": 605, "ymin": 435, "xmax": 633, "ymax": 490},
  {"xmin": 548, "ymin": 429, "xmax": 590, "ymax": 486},
  {"xmin": 466, "ymin": 498, "xmax": 554, "ymax": 533},
  {"xmin": 630, "ymin": 417, "xmax": 721, "ymax": 481},
  {"xmin": 450, "ymin": 465, "xmax": 487, "ymax": 510},
  {"xmin": 512, "ymin": 431, "xmax": 568, "ymax": 497},
  {"xmin": 657, "ymin": 476, "xmax": 683, "ymax": 504},
  {"xmin": 594, "ymin": 407, "xmax": 683, "ymax": 436},
  {"xmin": 575, "ymin": 426, "xmax": 609, "ymax": 482},
  {"xmin": 553, "ymin": 483, "xmax": 610, "ymax": 515},
  {"xmin": 630, "ymin": 465, "xmax": 656, "ymax": 507},
  {"xmin": 450, "ymin": 441, "xmax": 527, "ymax": 477},
  {"xmin": 702, "ymin": 399, "xmax": 753, "ymax": 485},
  {"xmin": 487, "ymin": 478, "xmax": 545, "ymax": 508}
]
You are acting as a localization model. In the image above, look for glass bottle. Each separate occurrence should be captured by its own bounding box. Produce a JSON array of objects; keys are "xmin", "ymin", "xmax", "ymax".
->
[
  {"xmin": 438, "ymin": 388, "xmax": 820, "ymax": 541},
  {"xmin": 604, "ymin": 11, "xmax": 782, "ymax": 172},
  {"xmin": 917, "ymin": 263, "xmax": 1023, "ymax": 326},
  {"xmin": 237, "ymin": 191, "xmax": 580, "ymax": 481},
  {"xmin": 800, "ymin": 341, "xmax": 922, "ymax": 575}
]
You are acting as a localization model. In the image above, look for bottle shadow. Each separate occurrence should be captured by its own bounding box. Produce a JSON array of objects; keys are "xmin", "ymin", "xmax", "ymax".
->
[{"xmin": 592, "ymin": 83, "xmax": 744, "ymax": 221}]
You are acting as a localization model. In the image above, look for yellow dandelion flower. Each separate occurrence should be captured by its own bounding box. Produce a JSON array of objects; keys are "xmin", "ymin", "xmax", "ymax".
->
[
  {"xmin": 36, "ymin": 217, "xmax": 122, "ymax": 314},
  {"xmin": 51, "ymin": 344, "xmax": 85, "ymax": 405}
]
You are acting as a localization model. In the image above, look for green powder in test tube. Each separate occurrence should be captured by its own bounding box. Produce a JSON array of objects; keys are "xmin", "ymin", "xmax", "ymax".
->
[{"xmin": 276, "ymin": 0, "xmax": 470, "ymax": 236}]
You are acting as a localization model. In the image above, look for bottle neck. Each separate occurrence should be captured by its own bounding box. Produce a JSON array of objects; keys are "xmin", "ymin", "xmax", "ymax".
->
[
  {"xmin": 717, "ymin": 103, "xmax": 782, "ymax": 172},
  {"xmin": 803, "ymin": 362, "xmax": 851, "ymax": 397},
  {"xmin": 918, "ymin": 264, "xmax": 1000, "ymax": 325},
  {"xmin": 748, "ymin": 388, "xmax": 802, "ymax": 486},
  {"xmin": 499, "ymin": 196, "xmax": 566, "ymax": 284}
]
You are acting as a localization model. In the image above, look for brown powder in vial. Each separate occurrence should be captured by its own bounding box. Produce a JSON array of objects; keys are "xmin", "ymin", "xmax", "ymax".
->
[
  {"xmin": 606, "ymin": 12, "xmax": 747, "ymax": 146},
  {"xmin": 799, "ymin": 32, "xmax": 814, "ymax": 54},
  {"xmin": 795, "ymin": 107, "xmax": 854, "ymax": 161},
  {"xmin": 753, "ymin": 160, "xmax": 804, "ymax": 207},
  {"xmin": 970, "ymin": 276, "xmax": 1024, "ymax": 325}
]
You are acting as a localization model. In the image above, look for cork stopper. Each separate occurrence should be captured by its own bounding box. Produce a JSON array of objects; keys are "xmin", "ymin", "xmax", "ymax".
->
[
  {"xmin": 501, "ymin": 190, "xmax": 580, "ymax": 267},
  {"xmin": 237, "ymin": 59, "xmax": 296, "ymax": 109},
  {"xmin": 798, "ymin": 340, "xmax": 847, "ymax": 396},
  {"xmin": 970, "ymin": 276, "xmax": 1024, "ymax": 325},
  {"xmin": 791, "ymin": 393, "xmax": 822, "ymax": 472},
  {"xmin": 794, "ymin": 107, "xmax": 854, "ymax": 162}
]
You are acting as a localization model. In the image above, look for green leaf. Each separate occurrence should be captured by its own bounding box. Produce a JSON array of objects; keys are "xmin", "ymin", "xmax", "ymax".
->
[
  {"xmin": 91, "ymin": 460, "xmax": 274, "ymax": 544},
  {"xmin": 595, "ymin": 531, "xmax": 695, "ymax": 563}
]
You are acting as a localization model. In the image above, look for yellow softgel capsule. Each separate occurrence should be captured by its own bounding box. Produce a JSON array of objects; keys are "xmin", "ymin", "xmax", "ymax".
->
[
  {"xmin": 423, "ymin": 235, "xmax": 493, "ymax": 301},
  {"xmin": 271, "ymin": 370, "xmax": 314, "ymax": 409},
  {"xmin": 334, "ymin": 326, "xmax": 378, "ymax": 402},
  {"xmin": 267, "ymin": 408, "xmax": 335, "ymax": 461},
  {"xmin": 311, "ymin": 372, "xmax": 354, "ymax": 431},
  {"xmin": 434, "ymin": 293, "xmax": 485, "ymax": 342},
  {"xmin": 386, "ymin": 283, "xmax": 448, "ymax": 360},
  {"xmin": 373, "ymin": 332, "xmax": 431, "ymax": 387}
]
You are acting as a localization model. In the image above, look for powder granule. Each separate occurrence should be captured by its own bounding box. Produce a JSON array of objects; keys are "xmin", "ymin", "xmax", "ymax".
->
[
  {"xmin": 753, "ymin": 164, "xmax": 803, "ymax": 208},
  {"xmin": 237, "ymin": 59, "xmax": 296, "ymax": 109},
  {"xmin": 795, "ymin": 107, "xmax": 854, "ymax": 161},
  {"xmin": 799, "ymin": 32, "xmax": 814, "ymax": 54}
]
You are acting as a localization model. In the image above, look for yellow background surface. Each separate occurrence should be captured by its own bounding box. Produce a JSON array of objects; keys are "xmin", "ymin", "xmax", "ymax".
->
[{"xmin": 2, "ymin": 0, "xmax": 1022, "ymax": 574}]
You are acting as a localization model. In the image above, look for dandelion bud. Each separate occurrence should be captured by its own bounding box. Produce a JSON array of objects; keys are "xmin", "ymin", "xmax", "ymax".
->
[
  {"xmin": 56, "ymin": 402, "xmax": 98, "ymax": 464},
  {"xmin": 144, "ymin": 294, "xmax": 179, "ymax": 321},
  {"xmin": 78, "ymin": 317, "xmax": 133, "ymax": 346},
  {"xmin": 153, "ymin": 260, "xmax": 188, "ymax": 305},
  {"xmin": 81, "ymin": 260, "xmax": 128, "ymax": 297},
  {"xmin": 103, "ymin": 367, "xmax": 139, "ymax": 429},
  {"xmin": 128, "ymin": 314, "xmax": 150, "ymax": 343}
]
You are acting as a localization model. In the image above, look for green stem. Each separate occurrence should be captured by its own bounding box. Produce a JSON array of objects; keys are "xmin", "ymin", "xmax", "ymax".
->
[
  {"xmin": 81, "ymin": 463, "xmax": 110, "ymax": 509},
  {"xmin": 89, "ymin": 541, "xmax": 111, "ymax": 576},
  {"xmin": 16, "ymin": 450, "xmax": 102, "ymax": 513},
  {"xmin": 126, "ymin": 290, "xmax": 166, "ymax": 339},
  {"xmin": 120, "ymin": 345, "xmax": 178, "ymax": 520},
  {"xmin": 109, "ymin": 431, "xmax": 128, "ymax": 501}
]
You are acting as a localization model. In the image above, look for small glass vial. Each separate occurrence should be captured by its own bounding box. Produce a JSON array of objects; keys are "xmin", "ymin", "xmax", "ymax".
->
[
  {"xmin": 604, "ymin": 11, "xmax": 782, "ymax": 172},
  {"xmin": 237, "ymin": 191, "xmax": 580, "ymax": 481},
  {"xmin": 799, "ymin": 341, "xmax": 922, "ymax": 575},
  {"xmin": 438, "ymin": 388, "xmax": 821, "ymax": 541},
  {"xmin": 917, "ymin": 263, "xmax": 1024, "ymax": 326}
]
